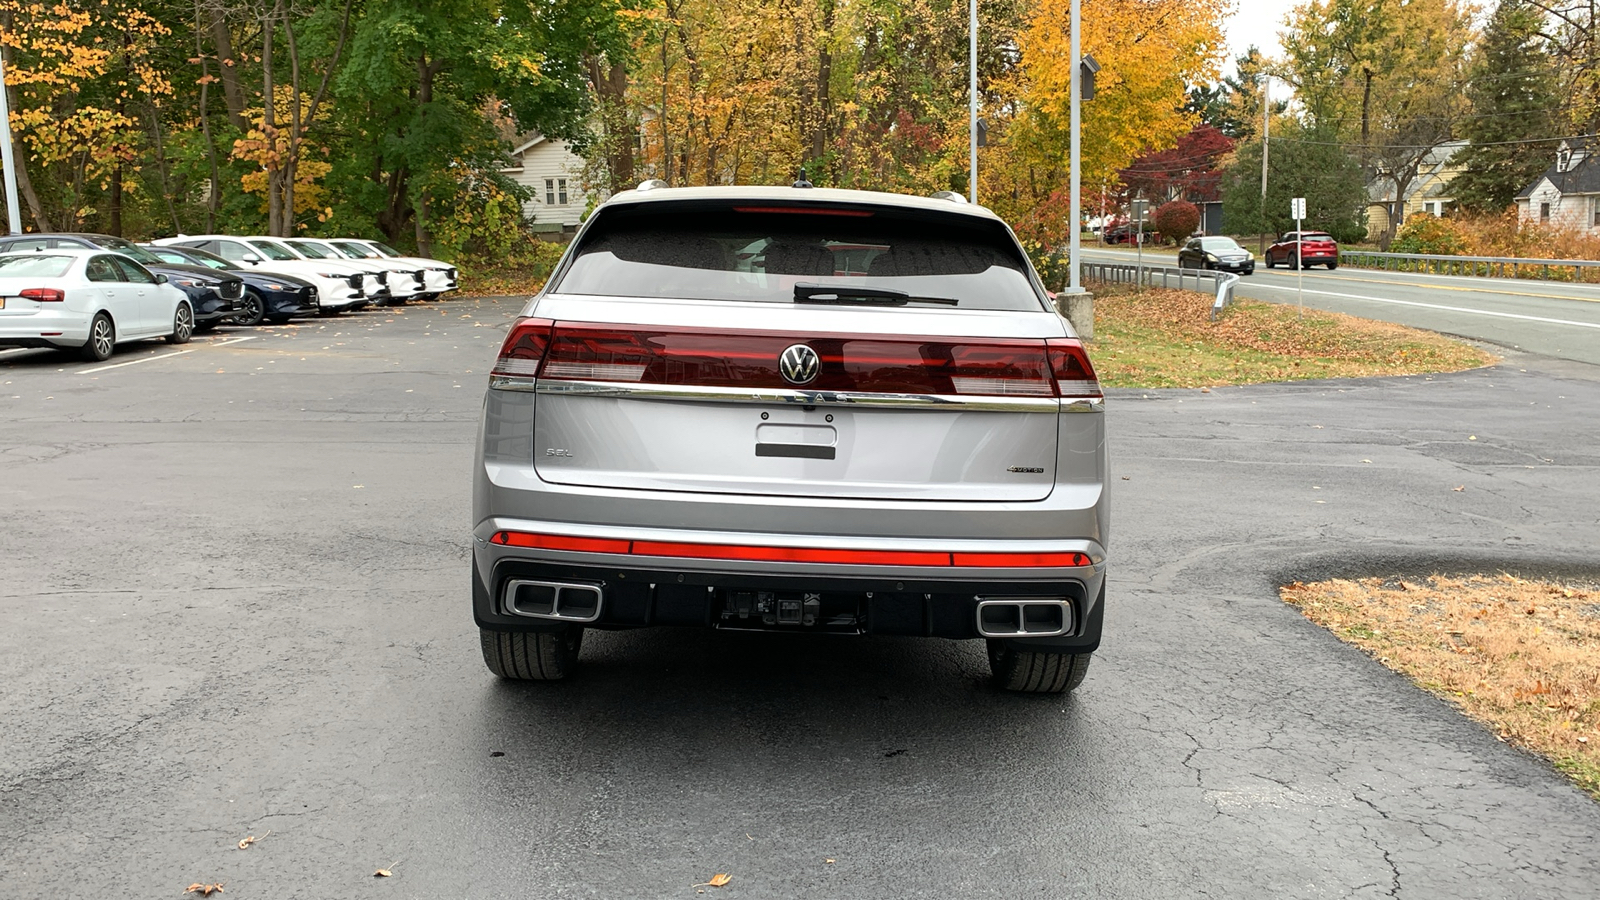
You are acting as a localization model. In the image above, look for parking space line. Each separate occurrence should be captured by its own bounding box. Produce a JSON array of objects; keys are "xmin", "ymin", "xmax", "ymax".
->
[{"xmin": 76, "ymin": 335, "xmax": 258, "ymax": 375}]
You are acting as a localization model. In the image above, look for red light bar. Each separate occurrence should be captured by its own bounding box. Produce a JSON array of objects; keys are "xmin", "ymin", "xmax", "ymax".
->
[
  {"xmin": 488, "ymin": 531, "xmax": 1091, "ymax": 568},
  {"xmin": 632, "ymin": 540, "xmax": 950, "ymax": 567},
  {"xmin": 732, "ymin": 206, "xmax": 875, "ymax": 217}
]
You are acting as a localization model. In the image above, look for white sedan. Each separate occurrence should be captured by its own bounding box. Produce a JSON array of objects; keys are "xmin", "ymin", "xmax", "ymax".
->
[
  {"xmin": 331, "ymin": 239, "xmax": 459, "ymax": 299},
  {"xmin": 0, "ymin": 249, "xmax": 193, "ymax": 361}
]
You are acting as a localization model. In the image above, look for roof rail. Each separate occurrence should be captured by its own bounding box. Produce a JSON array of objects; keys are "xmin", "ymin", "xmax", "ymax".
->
[
  {"xmin": 635, "ymin": 179, "xmax": 669, "ymax": 192},
  {"xmin": 929, "ymin": 190, "xmax": 967, "ymax": 204}
]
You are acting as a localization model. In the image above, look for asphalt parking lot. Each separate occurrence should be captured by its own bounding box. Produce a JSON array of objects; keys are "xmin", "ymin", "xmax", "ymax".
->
[{"xmin": 3, "ymin": 296, "xmax": 1599, "ymax": 898}]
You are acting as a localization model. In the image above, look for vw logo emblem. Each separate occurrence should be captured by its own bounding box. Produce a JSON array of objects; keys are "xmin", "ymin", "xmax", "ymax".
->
[{"xmin": 779, "ymin": 343, "xmax": 820, "ymax": 385}]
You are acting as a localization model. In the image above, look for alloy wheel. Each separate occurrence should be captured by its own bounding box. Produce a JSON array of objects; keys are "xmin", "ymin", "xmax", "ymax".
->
[
  {"xmin": 175, "ymin": 304, "xmax": 193, "ymax": 341},
  {"xmin": 92, "ymin": 317, "xmax": 114, "ymax": 358}
]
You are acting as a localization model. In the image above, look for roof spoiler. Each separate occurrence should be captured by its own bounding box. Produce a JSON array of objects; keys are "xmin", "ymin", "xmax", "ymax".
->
[{"xmin": 929, "ymin": 190, "xmax": 967, "ymax": 204}]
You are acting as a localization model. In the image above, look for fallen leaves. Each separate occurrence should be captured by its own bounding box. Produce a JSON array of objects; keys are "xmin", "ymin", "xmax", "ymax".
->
[
  {"xmin": 1453, "ymin": 485, "xmax": 1465, "ymax": 492},
  {"xmin": 185, "ymin": 884, "xmax": 224, "ymax": 896},
  {"xmin": 375, "ymin": 859, "xmax": 401, "ymax": 878},
  {"xmin": 236, "ymin": 828, "xmax": 270, "ymax": 850},
  {"xmin": 693, "ymin": 873, "xmax": 733, "ymax": 890}
]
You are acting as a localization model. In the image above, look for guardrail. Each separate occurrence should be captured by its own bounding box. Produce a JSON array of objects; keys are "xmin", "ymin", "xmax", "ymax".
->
[
  {"xmin": 1339, "ymin": 249, "xmax": 1600, "ymax": 283},
  {"xmin": 1080, "ymin": 261, "xmax": 1241, "ymax": 320}
]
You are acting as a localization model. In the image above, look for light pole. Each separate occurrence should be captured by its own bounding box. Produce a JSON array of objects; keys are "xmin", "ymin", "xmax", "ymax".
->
[
  {"xmin": 968, "ymin": 0, "xmax": 978, "ymax": 204},
  {"xmin": 1066, "ymin": 0, "xmax": 1082, "ymax": 293},
  {"xmin": 0, "ymin": 52, "xmax": 23, "ymax": 235}
]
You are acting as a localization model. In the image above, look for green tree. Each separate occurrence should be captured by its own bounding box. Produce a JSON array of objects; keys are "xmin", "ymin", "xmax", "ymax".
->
[
  {"xmin": 1450, "ymin": 0, "xmax": 1562, "ymax": 212},
  {"xmin": 331, "ymin": 0, "xmax": 625, "ymax": 255},
  {"xmin": 1221, "ymin": 124, "xmax": 1368, "ymax": 243}
]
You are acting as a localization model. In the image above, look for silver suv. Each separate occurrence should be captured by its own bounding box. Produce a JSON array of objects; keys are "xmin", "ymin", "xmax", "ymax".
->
[{"xmin": 473, "ymin": 185, "xmax": 1108, "ymax": 693}]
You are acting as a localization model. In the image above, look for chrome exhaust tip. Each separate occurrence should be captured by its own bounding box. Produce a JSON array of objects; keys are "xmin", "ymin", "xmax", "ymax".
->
[
  {"xmin": 503, "ymin": 579, "xmax": 603, "ymax": 623},
  {"xmin": 975, "ymin": 598, "xmax": 1075, "ymax": 638}
]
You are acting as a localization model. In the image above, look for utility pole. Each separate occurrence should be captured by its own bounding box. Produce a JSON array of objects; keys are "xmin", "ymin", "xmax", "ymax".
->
[
  {"xmin": 0, "ymin": 52, "xmax": 22, "ymax": 235},
  {"xmin": 968, "ymin": 0, "xmax": 978, "ymax": 204},
  {"xmin": 1259, "ymin": 75, "xmax": 1270, "ymax": 255},
  {"xmin": 1066, "ymin": 0, "xmax": 1083, "ymax": 293}
]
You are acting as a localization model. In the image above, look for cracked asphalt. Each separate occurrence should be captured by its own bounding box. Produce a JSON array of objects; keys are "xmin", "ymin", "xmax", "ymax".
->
[{"xmin": 2, "ymin": 296, "xmax": 1598, "ymax": 898}]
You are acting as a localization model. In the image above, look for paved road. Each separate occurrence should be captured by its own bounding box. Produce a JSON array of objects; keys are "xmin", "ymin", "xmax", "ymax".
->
[
  {"xmin": 2, "ymin": 297, "xmax": 1598, "ymax": 898},
  {"xmin": 1084, "ymin": 246, "xmax": 1600, "ymax": 365}
]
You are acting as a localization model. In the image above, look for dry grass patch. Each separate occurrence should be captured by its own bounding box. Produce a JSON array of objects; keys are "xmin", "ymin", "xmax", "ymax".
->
[
  {"xmin": 1282, "ymin": 575, "xmax": 1600, "ymax": 799},
  {"xmin": 1091, "ymin": 286, "xmax": 1493, "ymax": 388}
]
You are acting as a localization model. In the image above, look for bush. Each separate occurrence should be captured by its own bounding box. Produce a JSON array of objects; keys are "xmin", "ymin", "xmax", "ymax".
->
[
  {"xmin": 1022, "ymin": 240, "xmax": 1071, "ymax": 291},
  {"xmin": 1390, "ymin": 213, "xmax": 1468, "ymax": 254},
  {"xmin": 1153, "ymin": 200, "xmax": 1200, "ymax": 246}
]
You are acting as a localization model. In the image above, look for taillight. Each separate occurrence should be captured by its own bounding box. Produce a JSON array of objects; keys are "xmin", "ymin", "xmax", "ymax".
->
[
  {"xmin": 21, "ymin": 288, "xmax": 65, "ymax": 303},
  {"xmin": 491, "ymin": 317, "xmax": 554, "ymax": 377},
  {"xmin": 1046, "ymin": 338, "xmax": 1102, "ymax": 399},
  {"xmin": 533, "ymin": 324, "xmax": 1061, "ymax": 398}
]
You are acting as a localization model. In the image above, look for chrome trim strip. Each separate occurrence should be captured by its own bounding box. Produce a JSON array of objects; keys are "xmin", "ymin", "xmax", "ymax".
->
[{"xmin": 497, "ymin": 377, "xmax": 1076, "ymax": 413}]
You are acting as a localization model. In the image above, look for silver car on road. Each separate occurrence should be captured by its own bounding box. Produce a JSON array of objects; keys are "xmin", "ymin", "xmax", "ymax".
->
[{"xmin": 473, "ymin": 184, "xmax": 1109, "ymax": 693}]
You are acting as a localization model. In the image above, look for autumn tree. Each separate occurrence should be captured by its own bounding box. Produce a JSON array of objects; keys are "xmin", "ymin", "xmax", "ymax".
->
[
  {"xmin": 1280, "ymin": 0, "xmax": 1473, "ymax": 244},
  {"xmin": 992, "ymin": 0, "xmax": 1227, "ymax": 242},
  {"xmin": 1118, "ymin": 125, "xmax": 1234, "ymax": 204},
  {"xmin": 0, "ymin": 0, "xmax": 174, "ymax": 233}
]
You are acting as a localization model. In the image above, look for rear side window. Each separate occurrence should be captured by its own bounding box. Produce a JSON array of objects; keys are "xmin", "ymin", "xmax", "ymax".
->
[
  {"xmin": 111, "ymin": 257, "xmax": 157, "ymax": 284},
  {"xmin": 553, "ymin": 203, "xmax": 1047, "ymax": 311},
  {"xmin": 86, "ymin": 256, "xmax": 122, "ymax": 281},
  {"xmin": 0, "ymin": 254, "xmax": 73, "ymax": 277}
]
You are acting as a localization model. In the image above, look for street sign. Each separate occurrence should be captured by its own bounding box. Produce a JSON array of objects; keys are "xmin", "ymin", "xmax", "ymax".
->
[
  {"xmin": 1291, "ymin": 197, "xmax": 1306, "ymax": 220},
  {"xmin": 1130, "ymin": 199, "xmax": 1150, "ymax": 221}
]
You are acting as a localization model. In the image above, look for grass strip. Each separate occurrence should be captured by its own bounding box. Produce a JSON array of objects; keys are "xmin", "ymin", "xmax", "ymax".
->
[
  {"xmin": 1282, "ymin": 575, "xmax": 1600, "ymax": 800},
  {"xmin": 1091, "ymin": 286, "xmax": 1493, "ymax": 388}
]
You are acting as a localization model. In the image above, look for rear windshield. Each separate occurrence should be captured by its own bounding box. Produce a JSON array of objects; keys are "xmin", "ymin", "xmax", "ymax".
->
[
  {"xmin": 1300, "ymin": 233, "xmax": 1334, "ymax": 242},
  {"xmin": 553, "ymin": 203, "xmax": 1046, "ymax": 311},
  {"xmin": 1199, "ymin": 237, "xmax": 1241, "ymax": 250},
  {"xmin": 0, "ymin": 254, "xmax": 73, "ymax": 278},
  {"xmin": 87, "ymin": 236, "xmax": 164, "ymax": 265}
]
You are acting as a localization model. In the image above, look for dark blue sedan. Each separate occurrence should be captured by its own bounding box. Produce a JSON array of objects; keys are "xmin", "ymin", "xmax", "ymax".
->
[{"xmin": 141, "ymin": 245, "xmax": 320, "ymax": 325}]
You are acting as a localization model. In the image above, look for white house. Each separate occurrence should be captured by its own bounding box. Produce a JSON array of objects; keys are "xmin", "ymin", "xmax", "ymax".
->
[
  {"xmin": 1516, "ymin": 138, "xmax": 1600, "ymax": 232},
  {"xmin": 501, "ymin": 134, "xmax": 594, "ymax": 233}
]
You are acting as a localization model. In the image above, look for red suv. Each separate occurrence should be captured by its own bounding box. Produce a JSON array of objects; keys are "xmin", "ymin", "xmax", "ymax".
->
[{"xmin": 1265, "ymin": 231, "xmax": 1339, "ymax": 270}]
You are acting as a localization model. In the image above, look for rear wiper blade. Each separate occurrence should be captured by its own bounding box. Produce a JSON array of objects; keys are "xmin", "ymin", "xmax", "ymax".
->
[{"xmin": 792, "ymin": 283, "xmax": 959, "ymax": 306}]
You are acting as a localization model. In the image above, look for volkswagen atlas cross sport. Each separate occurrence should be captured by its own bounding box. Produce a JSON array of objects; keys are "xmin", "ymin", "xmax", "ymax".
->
[{"xmin": 473, "ymin": 183, "xmax": 1109, "ymax": 694}]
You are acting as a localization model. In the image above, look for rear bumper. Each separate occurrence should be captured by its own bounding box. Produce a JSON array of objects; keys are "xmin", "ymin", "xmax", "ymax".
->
[
  {"xmin": 472, "ymin": 537, "xmax": 1104, "ymax": 651},
  {"xmin": 0, "ymin": 312, "xmax": 86, "ymax": 347},
  {"xmin": 467, "ymin": 518, "xmax": 1107, "ymax": 643}
]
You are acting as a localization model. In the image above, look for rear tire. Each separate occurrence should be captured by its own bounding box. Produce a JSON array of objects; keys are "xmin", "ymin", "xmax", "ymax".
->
[
  {"xmin": 988, "ymin": 642, "xmax": 1092, "ymax": 694},
  {"xmin": 1326, "ymin": 260, "xmax": 1339, "ymax": 270},
  {"xmin": 81, "ymin": 313, "xmax": 115, "ymax": 362},
  {"xmin": 1291, "ymin": 253, "xmax": 1302, "ymax": 270},
  {"xmin": 480, "ymin": 627, "xmax": 583, "ymax": 681}
]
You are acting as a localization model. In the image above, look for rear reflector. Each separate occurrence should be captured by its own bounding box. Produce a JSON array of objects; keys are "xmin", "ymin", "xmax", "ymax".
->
[
  {"xmin": 489, "ymin": 531, "xmax": 631, "ymax": 554},
  {"xmin": 20, "ymin": 288, "xmax": 65, "ymax": 303},
  {"xmin": 489, "ymin": 530, "xmax": 1091, "ymax": 568}
]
